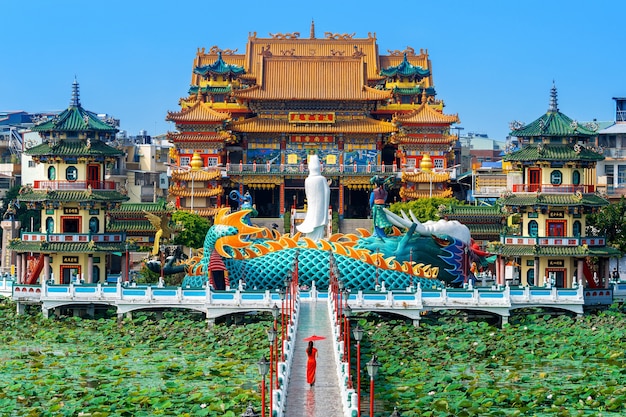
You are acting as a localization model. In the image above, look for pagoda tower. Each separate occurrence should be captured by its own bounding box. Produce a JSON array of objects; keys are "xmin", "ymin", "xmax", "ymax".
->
[
  {"xmin": 495, "ymin": 84, "xmax": 619, "ymax": 288},
  {"xmin": 10, "ymin": 80, "xmax": 129, "ymax": 284}
]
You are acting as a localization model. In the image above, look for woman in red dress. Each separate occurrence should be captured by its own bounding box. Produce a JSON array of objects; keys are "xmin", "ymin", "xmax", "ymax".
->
[{"xmin": 306, "ymin": 341, "xmax": 318, "ymax": 387}]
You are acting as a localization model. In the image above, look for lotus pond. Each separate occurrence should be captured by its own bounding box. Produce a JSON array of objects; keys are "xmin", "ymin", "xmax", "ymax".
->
[{"xmin": 1, "ymin": 300, "xmax": 626, "ymax": 417}]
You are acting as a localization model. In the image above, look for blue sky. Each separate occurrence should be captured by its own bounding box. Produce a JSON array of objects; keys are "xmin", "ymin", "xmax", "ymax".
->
[{"xmin": 1, "ymin": 0, "xmax": 624, "ymax": 141}]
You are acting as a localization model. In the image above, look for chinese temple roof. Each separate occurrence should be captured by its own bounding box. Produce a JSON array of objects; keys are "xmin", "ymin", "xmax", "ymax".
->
[
  {"xmin": 109, "ymin": 201, "xmax": 170, "ymax": 216},
  {"xmin": 18, "ymin": 189, "xmax": 129, "ymax": 204},
  {"xmin": 32, "ymin": 80, "xmax": 118, "ymax": 134},
  {"xmin": 503, "ymin": 144, "xmax": 604, "ymax": 162},
  {"xmin": 167, "ymin": 131, "xmax": 233, "ymax": 143},
  {"xmin": 171, "ymin": 169, "xmax": 221, "ymax": 182},
  {"xmin": 229, "ymin": 117, "xmax": 396, "ymax": 134},
  {"xmin": 509, "ymin": 84, "xmax": 598, "ymax": 138},
  {"xmin": 25, "ymin": 139, "xmax": 124, "ymax": 157},
  {"xmin": 498, "ymin": 193, "xmax": 608, "ymax": 207},
  {"xmin": 401, "ymin": 170, "xmax": 450, "ymax": 183},
  {"xmin": 496, "ymin": 244, "xmax": 620, "ymax": 257},
  {"xmin": 394, "ymin": 103, "xmax": 459, "ymax": 125},
  {"xmin": 392, "ymin": 86, "xmax": 435, "ymax": 96},
  {"xmin": 193, "ymin": 52, "xmax": 245, "ymax": 77},
  {"xmin": 399, "ymin": 187, "xmax": 453, "ymax": 199},
  {"xmin": 233, "ymin": 57, "xmax": 392, "ymax": 101},
  {"xmin": 380, "ymin": 53, "xmax": 430, "ymax": 78},
  {"xmin": 166, "ymin": 101, "xmax": 231, "ymax": 123},
  {"xmin": 440, "ymin": 205, "xmax": 504, "ymax": 217},
  {"xmin": 9, "ymin": 241, "xmax": 127, "ymax": 253}
]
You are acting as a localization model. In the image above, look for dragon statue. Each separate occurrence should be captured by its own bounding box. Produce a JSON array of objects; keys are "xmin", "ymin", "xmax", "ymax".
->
[{"xmin": 179, "ymin": 207, "xmax": 485, "ymax": 290}]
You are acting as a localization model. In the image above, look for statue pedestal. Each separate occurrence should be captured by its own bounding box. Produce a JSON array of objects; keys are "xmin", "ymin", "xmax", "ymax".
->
[{"xmin": 1, "ymin": 220, "xmax": 21, "ymax": 273}]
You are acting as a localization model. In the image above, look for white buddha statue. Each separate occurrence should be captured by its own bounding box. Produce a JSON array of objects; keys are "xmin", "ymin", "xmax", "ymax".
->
[{"xmin": 296, "ymin": 155, "xmax": 330, "ymax": 241}]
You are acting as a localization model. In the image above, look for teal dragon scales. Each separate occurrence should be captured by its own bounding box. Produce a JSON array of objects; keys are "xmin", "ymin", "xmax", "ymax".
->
[{"xmin": 182, "ymin": 207, "xmax": 479, "ymax": 290}]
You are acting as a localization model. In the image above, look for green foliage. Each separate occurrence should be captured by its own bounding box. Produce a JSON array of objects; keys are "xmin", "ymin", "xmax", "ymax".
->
[
  {"xmin": 1, "ymin": 185, "xmax": 40, "ymax": 236},
  {"xmin": 332, "ymin": 210, "xmax": 339, "ymax": 233},
  {"xmin": 389, "ymin": 197, "xmax": 463, "ymax": 222},
  {"xmin": 171, "ymin": 211, "xmax": 211, "ymax": 250},
  {"xmin": 587, "ymin": 197, "xmax": 626, "ymax": 254}
]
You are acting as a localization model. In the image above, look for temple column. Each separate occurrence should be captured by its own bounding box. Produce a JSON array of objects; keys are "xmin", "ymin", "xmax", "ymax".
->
[
  {"xmin": 16, "ymin": 253, "xmax": 22, "ymax": 284},
  {"xmin": 534, "ymin": 256, "xmax": 540, "ymax": 286},
  {"xmin": 88, "ymin": 254, "xmax": 94, "ymax": 283},
  {"xmin": 280, "ymin": 183, "xmax": 285, "ymax": 216},
  {"xmin": 338, "ymin": 183, "xmax": 344, "ymax": 220},
  {"xmin": 21, "ymin": 253, "xmax": 27, "ymax": 284},
  {"xmin": 43, "ymin": 255, "xmax": 50, "ymax": 283},
  {"xmin": 498, "ymin": 256, "xmax": 505, "ymax": 286},
  {"xmin": 577, "ymin": 258, "xmax": 584, "ymax": 286}
]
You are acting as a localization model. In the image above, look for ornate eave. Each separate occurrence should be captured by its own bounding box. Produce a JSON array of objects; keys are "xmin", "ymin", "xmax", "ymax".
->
[
  {"xmin": 394, "ymin": 103, "xmax": 459, "ymax": 125},
  {"xmin": 166, "ymin": 101, "xmax": 231, "ymax": 123},
  {"xmin": 503, "ymin": 143, "xmax": 604, "ymax": 162},
  {"xmin": 400, "ymin": 187, "xmax": 453, "ymax": 199},
  {"xmin": 18, "ymin": 189, "xmax": 129, "ymax": 205},
  {"xmin": 169, "ymin": 185, "xmax": 224, "ymax": 198},
  {"xmin": 171, "ymin": 169, "xmax": 221, "ymax": 181},
  {"xmin": 498, "ymin": 193, "xmax": 609, "ymax": 207},
  {"xmin": 25, "ymin": 139, "xmax": 124, "ymax": 158},
  {"xmin": 402, "ymin": 171, "xmax": 450, "ymax": 183},
  {"xmin": 8, "ymin": 240, "xmax": 128, "ymax": 254},
  {"xmin": 229, "ymin": 117, "xmax": 396, "ymax": 134}
]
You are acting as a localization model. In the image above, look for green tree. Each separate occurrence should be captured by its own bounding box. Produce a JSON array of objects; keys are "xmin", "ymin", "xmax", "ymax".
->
[
  {"xmin": 0, "ymin": 185, "xmax": 40, "ymax": 239},
  {"xmin": 587, "ymin": 197, "xmax": 626, "ymax": 254},
  {"xmin": 389, "ymin": 197, "xmax": 463, "ymax": 222},
  {"xmin": 171, "ymin": 211, "xmax": 212, "ymax": 250}
]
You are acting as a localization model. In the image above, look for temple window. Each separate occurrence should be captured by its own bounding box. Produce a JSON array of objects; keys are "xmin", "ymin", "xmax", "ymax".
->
[
  {"xmin": 527, "ymin": 269, "xmax": 535, "ymax": 286},
  {"xmin": 48, "ymin": 166, "xmax": 56, "ymax": 180},
  {"xmin": 66, "ymin": 166, "xmax": 78, "ymax": 181},
  {"xmin": 89, "ymin": 217, "xmax": 99, "ymax": 233},
  {"xmin": 572, "ymin": 170, "xmax": 580, "ymax": 185},
  {"xmin": 573, "ymin": 220, "xmax": 581, "ymax": 237},
  {"xmin": 180, "ymin": 156, "xmax": 191, "ymax": 166},
  {"xmin": 46, "ymin": 217, "xmax": 54, "ymax": 234},
  {"xmin": 528, "ymin": 220, "xmax": 538, "ymax": 237},
  {"xmin": 550, "ymin": 170, "xmax": 562, "ymax": 185}
]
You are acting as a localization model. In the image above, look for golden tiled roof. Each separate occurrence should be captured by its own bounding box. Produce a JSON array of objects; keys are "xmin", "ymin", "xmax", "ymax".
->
[
  {"xmin": 171, "ymin": 169, "xmax": 222, "ymax": 181},
  {"xmin": 394, "ymin": 103, "xmax": 459, "ymax": 124},
  {"xmin": 167, "ymin": 131, "xmax": 232, "ymax": 143},
  {"xmin": 233, "ymin": 57, "xmax": 392, "ymax": 101},
  {"xmin": 169, "ymin": 185, "xmax": 224, "ymax": 197},
  {"xmin": 166, "ymin": 101, "xmax": 231, "ymax": 123},
  {"xmin": 402, "ymin": 171, "xmax": 450, "ymax": 183},
  {"xmin": 391, "ymin": 133, "xmax": 456, "ymax": 145},
  {"xmin": 229, "ymin": 117, "xmax": 396, "ymax": 134},
  {"xmin": 182, "ymin": 207, "xmax": 222, "ymax": 217},
  {"xmin": 400, "ymin": 187, "xmax": 453, "ymax": 199}
]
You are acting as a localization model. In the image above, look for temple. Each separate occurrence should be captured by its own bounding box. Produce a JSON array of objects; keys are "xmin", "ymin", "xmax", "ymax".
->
[
  {"xmin": 166, "ymin": 23, "xmax": 459, "ymax": 221},
  {"xmin": 493, "ymin": 84, "xmax": 620, "ymax": 288},
  {"xmin": 9, "ymin": 80, "xmax": 129, "ymax": 284}
]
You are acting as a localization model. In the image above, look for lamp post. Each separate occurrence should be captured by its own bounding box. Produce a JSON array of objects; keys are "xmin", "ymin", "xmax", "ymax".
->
[
  {"xmin": 284, "ymin": 276, "xmax": 292, "ymax": 325},
  {"xmin": 267, "ymin": 328, "xmax": 276, "ymax": 414},
  {"xmin": 278, "ymin": 288, "xmax": 285, "ymax": 361},
  {"xmin": 366, "ymin": 355, "xmax": 381, "ymax": 417},
  {"xmin": 343, "ymin": 303, "xmax": 352, "ymax": 385},
  {"xmin": 256, "ymin": 356, "xmax": 270, "ymax": 417},
  {"xmin": 337, "ymin": 279, "xmax": 344, "ymax": 325},
  {"xmin": 271, "ymin": 304, "xmax": 280, "ymax": 389},
  {"xmin": 353, "ymin": 325, "xmax": 364, "ymax": 417}
]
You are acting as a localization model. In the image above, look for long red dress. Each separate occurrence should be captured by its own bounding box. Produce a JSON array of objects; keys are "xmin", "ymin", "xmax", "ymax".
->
[{"xmin": 306, "ymin": 347, "xmax": 318, "ymax": 385}]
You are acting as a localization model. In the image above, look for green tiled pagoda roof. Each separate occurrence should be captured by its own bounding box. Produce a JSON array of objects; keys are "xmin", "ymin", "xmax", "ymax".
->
[
  {"xmin": 465, "ymin": 223, "xmax": 504, "ymax": 236},
  {"xmin": 8, "ymin": 241, "xmax": 127, "ymax": 253},
  {"xmin": 510, "ymin": 111, "xmax": 597, "ymax": 137},
  {"xmin": 441, "ymin": 205, "xmax": 504, "ymax": 216},
  {"xmin": 392, "ymin": 86, "xmax": 436, "ymax": 96},
  {"xmin": 189, "ymin": 85, "xmax": 232, "ymax": 95},
  {"xmin": 503, "ymin": 144, "xmax": 604, "ymax": 162},
  {"xmin": 498, "ymin": 193, "xmax": 608, "ymax": 207},
  {"xmin": 109, "ymin": 201, "xmax": 169, "ymax": 215},
  {"xmin": 18, "ymin": 190, "xmax": 129, "ymax": 203},
  {"xmin": 494, "ymin": 245, "xmax": 620, "ymax": 257},
  {"xmin": 32, "ymin": 106, "xmax": 117, "ymax": 133},
  {"xmin": 107, "ymin": 220, "xmax": 156, "ymax": 232},
  {"xmin": 194, "ymin": 52, "xmax": 245, "ymax": 77},
  {"xmin": 25, "ymin": 139, "xmax": 124, "ymax": 157},
  {"xmin": 380, "ymin": 53, "xmax": 430, "ymax": 78}
]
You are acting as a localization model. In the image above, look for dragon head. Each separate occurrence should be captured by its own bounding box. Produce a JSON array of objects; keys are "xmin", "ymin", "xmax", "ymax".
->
[{"xmin": 207, "ymin": 208, "xmax": 263, "ymax": 257}]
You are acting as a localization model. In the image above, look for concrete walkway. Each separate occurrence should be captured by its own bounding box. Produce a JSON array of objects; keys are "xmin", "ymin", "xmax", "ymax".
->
[{"xmin": 283, "ymin": 300, "xmax": 344, "ymax": 416}]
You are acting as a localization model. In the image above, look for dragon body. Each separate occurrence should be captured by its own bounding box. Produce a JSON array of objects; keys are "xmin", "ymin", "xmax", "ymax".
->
[{"xmin": 181, "ymin": 208, "xmax": 479, "ymax": 290}]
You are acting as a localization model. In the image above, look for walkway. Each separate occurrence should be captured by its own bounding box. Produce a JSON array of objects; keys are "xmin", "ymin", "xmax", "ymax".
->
[{"xmin": 284, "ymin": 300, "xmax": 344, "ymax": 416}]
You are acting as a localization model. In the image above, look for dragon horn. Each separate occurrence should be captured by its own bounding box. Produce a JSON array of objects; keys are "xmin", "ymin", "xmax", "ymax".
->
[{"xmin": 383, "ymin": 208, "xmax": 410, "ymax": 229}]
